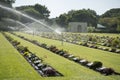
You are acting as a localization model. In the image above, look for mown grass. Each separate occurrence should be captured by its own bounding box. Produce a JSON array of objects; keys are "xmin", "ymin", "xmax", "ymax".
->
[
  {"xmin": 12, "ymin": 32, "xmax": 120, "ymax": 80},
  {"xmin": 0, "ymin": 33, "xmax": 42, "ymax": 80},
  {"xmin": 79, "ymin": 33, "xmax": 120, "ymax": 37},
  {"xmin": 16, "ymin": 32, "xmax": 120, "ymax": 71},
  {"xmin": 4, "ymin": 32, "xmax": 120, "ymax": 80},
  {"xmin": 6, "ymin": 33, "xmax": 120, "ymax": 80}
]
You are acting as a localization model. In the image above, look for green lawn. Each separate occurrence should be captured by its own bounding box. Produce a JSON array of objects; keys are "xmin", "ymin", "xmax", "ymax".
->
[
  {"xmin": 0, "ymin": 33, "xmax": 41, "ymax": 80},
  {"xmin": 15, "ymin": 32, "xmax": 120, "ymax": 72},
  {"xmin": 80, "ymin": 33, "xmax": 120, "ymax": 37},
  {"xmin": 6, "ymin": 32, "xmax": 119, "ymax": 80}
]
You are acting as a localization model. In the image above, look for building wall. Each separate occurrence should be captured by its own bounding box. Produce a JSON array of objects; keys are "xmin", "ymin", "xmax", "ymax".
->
[{"xmin": 68, "ymin": 22, "xmax": 87, "ymax": 33}]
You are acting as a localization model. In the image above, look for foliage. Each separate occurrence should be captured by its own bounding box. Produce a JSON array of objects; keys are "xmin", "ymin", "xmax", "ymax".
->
[
  {"xmin": 56, "ymin": 9, "xmax": 98, "ymax": 28},
  {"xmin": 87, "ymin": 26, "xmax": 95, "ymax": 33},
  {"xmin": 16, "ymin": 4, "xmax": 50, "ymax": 19},
  {"xmin": 0, "ymin": 0, "xmax": 16, "ymax": 19},
  {"xmin": 90, "ymin": 61, "xmax": 102, "ymax": 69},
  {"xmin": 111, "ymin": 38, "xmax": 120, "ymax": 48},
  {"xmin": 101, "ymin": 8, "xmax": 120, "ymax": 18},
  {"xmin": 23, "ymin": 7, "xmax": 42, "ymax": 19},
  {"xmin": 99, "ymin": 8, "xmax": 120, "ymax": 33},
  {"xmin": 116, "ymin": 20, "xmax": 120, "ymax": 33},
  {"xmin": 56, "ymin": 13, "xmax": 68, "ymax": 27},
  {"xmin": 34, "ymin": 4, "xmax": 50, "ymax": 18},
  {"xmin": 0, "ymin": 0, "xmax": 15, "ymax": 5},
  {"xmin": 99, "ymin": 17, "xmax": 119, "ymax": 33}
]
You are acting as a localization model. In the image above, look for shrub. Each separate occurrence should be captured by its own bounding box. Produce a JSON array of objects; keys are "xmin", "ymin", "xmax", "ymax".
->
[
  {"xmin": 90, "ymin": 61, "xmax": 102, "ymax": 69},
  {"xmin": 109, "ymin": 48, "xmax": 116, "ymax": 52},
  {"xmin": 12, "ymin": 40, "xmax": 20, "ymax": 46},
  {"xmin": 82, "ymin": 42, "xmax": 88, "ymax": 46},
  {"xmin": 111, "ymin": 38, "xmax": 120, "ymax": 48},
  {"xmin": 41, "ymin": 43, "xmax": 47, "ymax": 48},
  {"xmin": 103, "ymin": 68, "xmax": 114, "ymax": 75},
  {"xmin": 42, "ymin": 67, "xmax": 56, "ymax": 76},
  {"xmin": 49, "ymin": 46, "xmax": 56, "ymax": 50},
  {"xmin": 32, "ymin": 40, "xmax": 37, "ymax": 44},
  {"xmin": 17, "ymin": 45, "xmax": 25, "ymax": 52},
  {"xmin": 17, "ymin": 45, "xmax": 29, "ymax": 53},
  {"xmin": 7, "ymin": 36, "xmax": 13, "ymax": 41},
  {"xmin": 23, "ymin": 52, "xmax": 29, "ymax": 57},
  {"xmin": 97, "ymin": 67, "xmax": 115, "ymax": 75}
]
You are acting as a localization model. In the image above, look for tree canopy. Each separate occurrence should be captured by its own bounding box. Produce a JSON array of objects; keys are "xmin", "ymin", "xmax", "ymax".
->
[
  {"xmin": 99, "ymin": 8, "xmax": 120, "ymax": 33},
  {"xmin": 16, "ymin": 4, "xmax": 50, "ymax": 19},
  {"xmin": 56, "ymin": 9, "xmax": 98, "ymax": 28},
  {"xmin": 0, "ymin": 0, "xmax": 15, "ymax": 6},
  {"xmin": 0, "ymin": 0, "xmax": 16, "ymax": 20},
  {"xmin": 101, "ymin": 8, "xmax": 120, "ymax": 18}
]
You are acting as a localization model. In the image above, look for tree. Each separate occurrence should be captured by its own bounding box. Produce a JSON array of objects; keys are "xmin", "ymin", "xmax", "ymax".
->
[
  {"xmin": 69, "ymin": 10, "xmax": 98, "ymax": 27},
  {"xmin": 16, "ymin": 4, "xmax": 50, "ymax": 19},
  {"xmin": 101, "ymin": 8, "xmax": 120, "ymax": 18},
  {"xmin": 0, "ymin": 0, "xmax": 15, "ymax": 6},
  {"xmin": 34, "ymin": 4, "xmax": 50, "ymax": 18},
  {"xmin": 116, "ymin": 17, "xmax": 120, "ymax": 33},
  {"xmin": 0, "ymin": 0, "xmax": 16, "ymax": 20},
  {"xmin": 23, "ymin": 7, "xmax": 42, "ymax": 19},
  {"xmin": 117, "ymin": 23, "xmax": 120, "ymax": 33},
  {"xmin": 56, "ymin": 9, "xmax": 98, "ymax": 28},
  {"xmin": 87, "ymin": 26, "xmax": 95, "ymax": 33},
  {"xmin": 56, "ymin": 13, "xmax": 68, "ymax": 27}
]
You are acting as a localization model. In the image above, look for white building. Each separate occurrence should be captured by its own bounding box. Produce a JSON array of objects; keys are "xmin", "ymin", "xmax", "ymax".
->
[{"xmin": 68, "ymin": 22, "xmax": 87, "ymax": 33}]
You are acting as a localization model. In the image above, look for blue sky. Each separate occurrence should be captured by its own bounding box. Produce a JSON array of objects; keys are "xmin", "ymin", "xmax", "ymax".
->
[{"xmin": 13, "ymin": 0, "xmax": 120, "ymax": 18}]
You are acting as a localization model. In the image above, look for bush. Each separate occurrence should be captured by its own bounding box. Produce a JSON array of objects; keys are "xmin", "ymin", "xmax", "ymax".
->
[
  {"xmin": 41, "ymin": 43, "xmax": 47, "ymax": 48},
  {"xmin": 82, "ymin": 42, "xmax": 88, "ymax": 46},
  {"xmin": 97, "ymin": 67, "xmax": 115, "ymax": 75},
  {"xmin": 17, "ymin": 45, "xmax": 29, "ymax": 53},
  {"xmin": 23, "ymin": 52, "xmax": 29, "ymax": 56},
  {"xmin": 109, "ymin": 48, "xmax": 116, "ymax": 52},
  {"xmin": 90, "ymin": 61, "xmax": 102, "ymax": 69},
  {"xmin": 31, "ymin": 40, "xmax": 37, "ymax": 44},
  {"xmin": 111, "ymin": 38, "xmax": 120, "ymax": 48},
  {"xmin": 49, "ymin": 46, "xmax": 56, "ymax": 50},
  {"xmin": 7, "ymin": 36, "xmax": 13, "ymax": 41},
  {"xmin": 102, "ymin": 68, "xmax": 114, "ymax": 75},
  {"xmin": 42, "ymin": 67, "xmax": 56, "ymax": 76},
  {"xmin": 12, "ymin": 40, "xmax": 20, "ymax": 46}
]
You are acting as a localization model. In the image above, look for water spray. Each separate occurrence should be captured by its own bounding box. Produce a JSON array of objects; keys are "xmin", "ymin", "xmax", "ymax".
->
[
  {"xmin": 0, "ymin": 4, "xmax": 56, "ymax": 32},
  {"xmin": 4, "ymin": 18, "xmax": 32, "ymax": 31}
]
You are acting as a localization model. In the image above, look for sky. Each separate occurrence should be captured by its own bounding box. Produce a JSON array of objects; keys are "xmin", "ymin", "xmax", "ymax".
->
[{"xmin": 13, "ymin": 0, "xmax": 120, "ymax": 18}]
